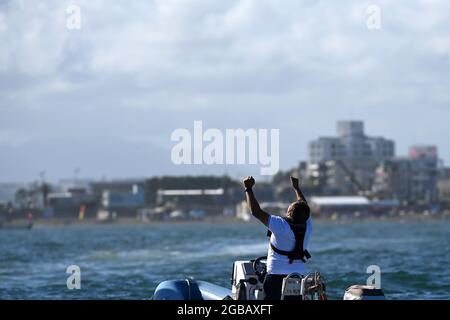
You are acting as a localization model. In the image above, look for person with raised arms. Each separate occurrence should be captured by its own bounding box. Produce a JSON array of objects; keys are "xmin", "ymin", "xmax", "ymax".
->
[{"xmin": 243, "ymin": 175, "xmax": 313, "ymax": 300}]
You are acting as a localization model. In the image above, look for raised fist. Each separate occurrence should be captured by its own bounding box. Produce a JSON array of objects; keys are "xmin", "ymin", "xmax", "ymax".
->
[
  {"xmin": 290, "ymin": 176, "xmax": 299, "ymax": 190},
  {"xmin": 243, "ymin": 176, "xmax": 255, "ymax": 189}
]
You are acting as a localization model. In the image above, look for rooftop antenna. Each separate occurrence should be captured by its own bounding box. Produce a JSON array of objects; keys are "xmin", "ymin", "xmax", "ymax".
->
[{"xmin": 39, "ymin": 170, "xmax": 47, "ymax": 208}]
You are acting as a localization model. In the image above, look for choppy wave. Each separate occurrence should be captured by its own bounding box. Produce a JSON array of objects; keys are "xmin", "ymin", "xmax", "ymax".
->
[{"xmin": 1, "ymin": 221, "xmax": 449, "ymax": 299}]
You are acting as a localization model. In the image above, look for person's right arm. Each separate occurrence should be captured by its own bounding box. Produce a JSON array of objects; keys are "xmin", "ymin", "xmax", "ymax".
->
[{"xmin": 243, "ymin": 176, "xmax": 270, "ymax": 227}]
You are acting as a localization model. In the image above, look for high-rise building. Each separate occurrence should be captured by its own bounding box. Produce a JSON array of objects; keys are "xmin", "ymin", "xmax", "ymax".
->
[
  {"xmin": 309, "ymin": 121, "xmax": 395, "ymax": 163},
  {"xmin": 308, "ymin": 121, "xmax": 395, "ymax": 193}
]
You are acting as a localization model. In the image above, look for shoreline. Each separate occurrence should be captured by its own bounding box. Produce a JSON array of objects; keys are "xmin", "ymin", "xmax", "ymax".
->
[{"xmin": 4, "ymin": 211, "xmax": 449, "ymax": 228}]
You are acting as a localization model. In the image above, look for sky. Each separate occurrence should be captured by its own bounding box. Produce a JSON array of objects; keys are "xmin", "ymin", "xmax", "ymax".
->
[{"xmin": 1, "ymin": 0, "xmax": 450, "ymax": 183}]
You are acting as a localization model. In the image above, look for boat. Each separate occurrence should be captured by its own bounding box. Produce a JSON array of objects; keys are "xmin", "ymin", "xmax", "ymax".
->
[{"xmin": 152, "ymin": 256, "xmax": 385, "ymax": 300}]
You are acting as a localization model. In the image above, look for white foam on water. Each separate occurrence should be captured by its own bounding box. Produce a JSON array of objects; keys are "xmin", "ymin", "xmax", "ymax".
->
[{"xmin": 219, "ymin": 242, "xmax": 267, "ymax": 256}]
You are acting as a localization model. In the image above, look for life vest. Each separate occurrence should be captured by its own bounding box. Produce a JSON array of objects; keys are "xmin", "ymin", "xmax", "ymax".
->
[{"xmin": 267, "ymin": 217, "xmax": 311, "ymax": 264}]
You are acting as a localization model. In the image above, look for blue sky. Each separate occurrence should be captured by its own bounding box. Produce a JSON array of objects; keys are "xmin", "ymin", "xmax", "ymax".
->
[{"xmin": 1, "ymin": 0, "xmax": 449, "ymax": 183}]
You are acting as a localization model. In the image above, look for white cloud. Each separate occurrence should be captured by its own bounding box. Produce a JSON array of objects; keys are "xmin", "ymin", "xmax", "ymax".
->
[{"xmin": 0, "ymin": 0, "xmax": 450, "ymax": 182}]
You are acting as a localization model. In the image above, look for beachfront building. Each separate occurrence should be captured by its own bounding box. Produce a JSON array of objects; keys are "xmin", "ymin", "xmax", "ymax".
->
[
  {"xmin": 373, "ymin": 145, "xmax": 439, "ymax": 205},
  {"xmin": 438, "ymin": 180, "xmax": 450, "ymax": 208},
  {"xmin": 409, "ymin": 146, "xmax": 439, "ymax": 203},
  {"xmin": 306, "ymin": 160, "xmax": 368, "ymax": 195},
  {"xmin": 309, "ymin": 196, "xmax": 398, "ymax": 217},
  {"xmin": 47, "ymin": 187, "xmax": 95, "ymax": 217},
  {"xmin": 89, "ymin": 180, "xmax": 146, "ymax": 219},
  {"xmin": 156, "ymin": 188, "xmax": 231, "ymax": 218},
  {"xmin": 438, "ymin": 166, "xmax": 450, "ymax": 208},
  {"xmin": 101, "ymin": 184, "xmax": 145, "ymax": 210},
  {"xmin": 308, "ymin": 121, "xmax": 395, "ymax": 193}
]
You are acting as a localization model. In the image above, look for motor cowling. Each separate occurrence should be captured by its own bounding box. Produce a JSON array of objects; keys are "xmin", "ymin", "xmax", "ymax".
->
[
  {"xmin": 152, "ymin": 279, "xmax": 203, "ymax": 300},
  {"xmin": 343, "ymin": 285, "xmax": 385, "ymax": 300}
]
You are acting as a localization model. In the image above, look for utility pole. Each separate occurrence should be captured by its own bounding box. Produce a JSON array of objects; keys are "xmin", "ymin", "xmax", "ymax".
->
[
  {"xmin": 74, "ymin": 167, "xmax": 80, "ymax": 184},
  {"xmin": 39, "ymin": 171, "xmax": 50, "ymax": 208}
]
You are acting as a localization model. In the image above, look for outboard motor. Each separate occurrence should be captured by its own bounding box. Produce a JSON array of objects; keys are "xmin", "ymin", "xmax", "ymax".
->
[{"xmin": 343, "ymin": 285, "xmax": 385, "ymax": 300}]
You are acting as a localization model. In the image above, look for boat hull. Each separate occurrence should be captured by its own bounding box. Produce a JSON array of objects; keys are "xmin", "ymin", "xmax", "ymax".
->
[{"xmin": 152, "ymin": 279, "xmax": 231, "ymax": 300}]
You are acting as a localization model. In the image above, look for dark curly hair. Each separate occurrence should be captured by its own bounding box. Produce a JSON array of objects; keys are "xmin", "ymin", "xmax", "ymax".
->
[{"xmin": 286, "ymin": 200, "xmax": 310, "ymax": 224}]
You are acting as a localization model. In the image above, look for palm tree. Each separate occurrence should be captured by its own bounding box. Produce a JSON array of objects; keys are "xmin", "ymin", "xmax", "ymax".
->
[{"xmin": 41, "ymin": 183, "xmax": 51, "ymax": 208}]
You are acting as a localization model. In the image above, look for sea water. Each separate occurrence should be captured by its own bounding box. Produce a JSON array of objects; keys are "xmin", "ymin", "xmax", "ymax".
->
[{"xmin": 0, "ymin": 220, "xmax": 449, "ymax": 299}]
